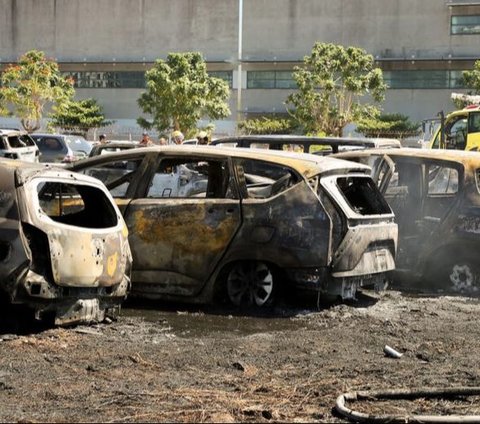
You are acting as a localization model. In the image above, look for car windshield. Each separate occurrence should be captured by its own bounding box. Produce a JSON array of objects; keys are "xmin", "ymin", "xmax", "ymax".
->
[{"xmin": 65, "ymin": 136, "xmax": 92, "ymax": 154}]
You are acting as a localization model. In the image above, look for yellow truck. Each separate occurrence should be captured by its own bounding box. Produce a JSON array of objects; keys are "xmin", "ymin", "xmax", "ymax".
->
[{"xmin": 428, "ymin": 93, "xmax": 480, "ymax": 151}]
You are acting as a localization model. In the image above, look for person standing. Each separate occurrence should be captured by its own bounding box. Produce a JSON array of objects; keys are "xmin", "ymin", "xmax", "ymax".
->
[
  {"xmin": 196, "ymin": 131, "xmax": 209, "ymax": 145},
  {"xmin": 172, "ymin": 130, "xmax": 184, "ymax": 145},
  {"xmin": 99, "ymin": 134, "xmax": 107, "ymax": 144},
  {"xmin": 139, "ymin": 131, "xmax": 153, "ymax": 147}
]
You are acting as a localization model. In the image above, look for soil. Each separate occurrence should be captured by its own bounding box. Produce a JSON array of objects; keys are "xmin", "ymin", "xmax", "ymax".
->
[{"xmin": 1, "ymin": 289, "xmax": 480, "ymax": 423}]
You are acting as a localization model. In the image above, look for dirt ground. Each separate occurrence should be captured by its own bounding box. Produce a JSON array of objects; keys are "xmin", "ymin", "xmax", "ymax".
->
[{"xmin": 1, "ymin": 289, "xmax": 480, "ymax": 423}]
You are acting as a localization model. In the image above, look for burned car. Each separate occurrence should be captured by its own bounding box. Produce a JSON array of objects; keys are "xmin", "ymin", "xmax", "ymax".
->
[
  {"xmin": 69, "ymin": 146, "xmax": 397, "ymax": 307},
  {"xmin": 334, "ymin": 148, "xmax": 480, "ymax": 294},
  {"xmin": 0, "ymin": 159, "xmax": 132, "ymax": 325}
]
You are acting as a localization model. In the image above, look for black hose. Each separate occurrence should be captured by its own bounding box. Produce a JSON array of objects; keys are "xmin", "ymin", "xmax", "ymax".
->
[{"xmin": 335, "ymin": 387, "xmax": 480, "ymax": 423}]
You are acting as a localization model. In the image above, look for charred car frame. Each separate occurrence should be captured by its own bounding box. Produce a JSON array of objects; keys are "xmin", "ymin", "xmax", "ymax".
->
[
  {"xmin": 334, "ymin": 148, "xmax": 480, "ymax": 295},
  {"xmin": 69, "ymin": 146, "xmax": 397, "ymax": 307},
  {"xmin": 0, "ymin": 159, "xmax": 132, "ymax": 325}
]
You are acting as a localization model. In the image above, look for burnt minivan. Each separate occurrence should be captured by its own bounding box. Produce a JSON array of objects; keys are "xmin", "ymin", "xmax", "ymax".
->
[
  {"xmin": 0, "ymin": 159, "xmax": 132, "ymax": 325},
  {"xmin": 334, "ymin": 148, "xmax": 480, "ymax": 295},
  {"xmin": 70, "ymin": 146, "xmax": 397, "ymax": 307}
]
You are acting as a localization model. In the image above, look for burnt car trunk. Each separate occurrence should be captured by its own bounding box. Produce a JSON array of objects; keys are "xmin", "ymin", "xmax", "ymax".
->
[{"xmin": 0, "ymin": 164, "xmax": 132, "ymax": 326}]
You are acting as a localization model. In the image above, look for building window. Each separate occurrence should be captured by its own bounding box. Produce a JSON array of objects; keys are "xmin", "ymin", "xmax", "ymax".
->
[
  {"xmin": 247, "ymin": 71, "xmax": 296, "ymax": 89},
  {"xmin": 208, "ymin": 71, "xmax": 233, "ymax": 88},
  {"xmin": 451, "ymin": 15, "xmax": 480, "ymax": 34},
  {"xmin": 383, "ymin": 70, "xmax": 466, "ymax": 89},
  {"xmin": 63, "ymin": 71, "xmax": 146, "ymax": 88}
]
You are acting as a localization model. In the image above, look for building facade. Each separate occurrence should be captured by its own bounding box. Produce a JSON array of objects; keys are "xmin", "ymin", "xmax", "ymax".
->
[{"xmin": 1, "ymin": 0, "xmax": 480, "ymax": 136}]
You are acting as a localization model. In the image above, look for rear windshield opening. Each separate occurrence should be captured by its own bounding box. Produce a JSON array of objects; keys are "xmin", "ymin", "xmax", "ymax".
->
[
  {"xmin": 37, "ymin": 182, "xmax": 118, "ymax": 228},
  {"xmin": 337, "ymin": 176, "xmax": 391, "ymax": 215},
  {"xmin": 7, "ymin": 135, "xmax": 36, "ymax": 148}
]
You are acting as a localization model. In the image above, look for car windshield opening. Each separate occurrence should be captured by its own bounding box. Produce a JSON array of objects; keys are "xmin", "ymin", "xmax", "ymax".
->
[{"xmin": 336, "ymin": 176, "xmax": 391, "ymax": 215}]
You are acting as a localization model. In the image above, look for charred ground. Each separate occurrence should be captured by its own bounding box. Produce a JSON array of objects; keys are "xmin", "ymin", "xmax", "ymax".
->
[{"xmin": 1, "ymin": 290, "xmax": 480, "ymax": 422}]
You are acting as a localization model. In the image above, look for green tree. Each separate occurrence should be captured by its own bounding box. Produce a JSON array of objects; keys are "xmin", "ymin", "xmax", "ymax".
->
[
  {"xmin": 455, "ymin": 62, "xmax": 480, "ymax": 108},
  {"xmin": 49, "ymin": 98, "xmax": 113, "ymax": 135},
  {"xmin": 238, "ymin": 116, "xmax": 297, "ymax": 135},
  {"xmin": 0, "ymin": 50, "xmax": 74, "ymax": 132},
  {"xmin": 286, "ymin": 43, "xmax": 386, "ymax": 137},
  {"xmin": 356, "ymin": 113, "xmax": 420, "ymax": 139},
  {"xmin": 137, "ymin": 52, "xmax": 230, "ymax": 136}
]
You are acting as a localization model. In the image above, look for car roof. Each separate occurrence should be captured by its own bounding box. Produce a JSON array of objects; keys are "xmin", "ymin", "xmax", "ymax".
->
[
  {"xmin": 211, "ymin": 135, "xmax": 401, "ymax": 149},
  {"xmin": 334, "ymin": 147, "xmax": 480, "ymax": 163},
  {"xmin": 334, "ymin": 147, "xmax": 480, "ymax": 176},
  {"xmin": 0, "ymin": 128, "xmax": 30, "ymax": 136},
  {"xmin": 73, "ymin": 145, "xmax": 371, "ymax": 177}
]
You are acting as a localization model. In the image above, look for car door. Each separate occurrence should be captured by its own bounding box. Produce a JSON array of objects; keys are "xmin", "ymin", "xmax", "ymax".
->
[
  {"xmin": 123, "ymin": 155, "xmax": 242, "ymax": 297},
  {"xmin": 377, "ymin": 156, "xmax": 460, "ymax": 269}
]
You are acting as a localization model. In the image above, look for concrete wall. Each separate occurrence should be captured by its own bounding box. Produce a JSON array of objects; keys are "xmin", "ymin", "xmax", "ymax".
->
[{"xmin": 0, "ymin": 0, "xmax": 478, "ymax": 135}]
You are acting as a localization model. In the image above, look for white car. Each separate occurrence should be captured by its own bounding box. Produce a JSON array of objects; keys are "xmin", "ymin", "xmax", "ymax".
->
[{"xmin": 0, "ymin": 128, "xmax": 39, "ymax": 162}]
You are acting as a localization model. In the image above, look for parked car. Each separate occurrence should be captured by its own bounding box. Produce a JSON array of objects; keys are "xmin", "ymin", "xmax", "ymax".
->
[
  {"xmin": 68, "ymin": 146, "xmax": 397, "ymax": 307},
  {"xmin": 0, "ymin": 158, "xmax": 132, "ymax": 325},
  {"xmin": 89, "ymin": 141, "xmax": 139, "ymax": 157},
  {"xmin": 31, "ymin": 133, "xmax": 92, "ymax": 163},
  {"xmin": 0, "ymin": 128, "xmax": 39, "ymax": 162},
  {"xmin": 333, "ymin": 148, "xmax": 480, "ymax": 294},
  {"xmin": 210, "ymin": 135, "xmax": 401, "ymax": 154}
]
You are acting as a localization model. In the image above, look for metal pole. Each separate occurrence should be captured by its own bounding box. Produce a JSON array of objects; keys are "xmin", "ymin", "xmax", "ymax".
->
[{"xmin": 236, "ymin": 0, "xmax": 243, "ymax": 133}]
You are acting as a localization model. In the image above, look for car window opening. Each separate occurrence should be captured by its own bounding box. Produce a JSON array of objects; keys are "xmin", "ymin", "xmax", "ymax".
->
[
  {"xmin": 337, "ymin": 176, "xmax": 391, "ymax": 215},
  {"xmin": 148, "ymin": 158, "xmax": 231, "ymax": 199},
  {"xmin": 37, "ymin": 183, "xmax": 118, "ymax": 228}
]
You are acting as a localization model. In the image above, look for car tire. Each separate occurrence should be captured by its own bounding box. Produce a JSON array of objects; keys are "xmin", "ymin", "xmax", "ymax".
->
[
  {"xmin": 427, "ymin": 251, "xmax": 480, "ymax": 295},
  {"xmin": 226, "ymin": 261, "xmax": 276, "ymax": 308}
]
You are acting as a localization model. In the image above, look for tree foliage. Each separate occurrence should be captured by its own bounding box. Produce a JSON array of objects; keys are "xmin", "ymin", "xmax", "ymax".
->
[
  {"xmin": 137, "ymin": 52, "xmax": 231, "ymax": 136},
  {"xmin": 456, "ymin": 62, "xmax": 480, "ymax": 108},
  {"xmin": 356, "ymin": 113, "xmax": 420, "ymax": 139},
  {"xmin": 462, "ymin": 61, "xmax": 480, "ymax": 94},
  {"xmin": 286, "ymin": 43, "xmax": 386, "ymax": 137},
  {"xmin": 49, "ymin": 98, "xmax": 113, "ymax": 134},
  {"xmin": 0, "ymin": 50, "xmax": 74, "ymax": 132},
  {"xmin": 238, "ymin": 116, "xmax": 297, "ymax": 135}
]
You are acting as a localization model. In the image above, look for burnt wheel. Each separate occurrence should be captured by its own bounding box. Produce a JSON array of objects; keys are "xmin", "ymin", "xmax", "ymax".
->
[
  {"xmin": 429, "ymin": 253, "xmax": 480, "ymax": 295},
  {"xmin": 226, "ymin": 262, "xmax": 274, "ymax": 307}
]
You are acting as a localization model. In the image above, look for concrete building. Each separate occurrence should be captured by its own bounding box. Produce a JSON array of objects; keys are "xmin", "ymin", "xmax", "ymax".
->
[{"xmin": 1, "ymin": 0, "xmax": 480, "ymax": 136}]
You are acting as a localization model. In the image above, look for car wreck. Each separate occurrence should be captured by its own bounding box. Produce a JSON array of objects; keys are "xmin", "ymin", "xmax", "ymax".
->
[
  {"xmin": 70, "ymin": 146, "xmax": 397, "ymax": 307},
  {"xmin": 333, "ymin": 148, "xmax": 480, "ymax": 294},
  {"xmin": 0, "ymin": 159, "xmax": 132, "ymax": 326}
]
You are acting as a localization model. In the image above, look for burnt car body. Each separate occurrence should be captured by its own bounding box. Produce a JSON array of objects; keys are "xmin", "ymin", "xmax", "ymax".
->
[
  {"xmin": 69, "ymin": 146, "xmax": 397, "ymax": 306},
  {"xmin": 210, "ymin": 135, "xmax": 401, "ymax": 154},
  {"xmin": 334, "ymin": 148, "xmax": 480, "ymax": 294},
  {"xmin": 0, "ymin": 159, "xmax": 132, "ymax": 325}
]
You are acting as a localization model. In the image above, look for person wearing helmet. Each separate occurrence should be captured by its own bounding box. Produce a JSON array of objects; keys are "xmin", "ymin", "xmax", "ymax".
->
[
  {"xmin": 196, "ymin": 131, "xmax": 209, "ymax": 145},
  {"xmin": 172, "ymin": 130, "xmax": 184, "ymax": 145}
]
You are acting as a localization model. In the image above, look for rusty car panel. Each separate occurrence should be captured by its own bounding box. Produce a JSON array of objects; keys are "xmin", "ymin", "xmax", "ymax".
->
[
  {"xmin": 0, "ymin": 161, "xmax": 132, "ymax": 326},
  {"xmin": 70, "ymin": 145, "xmax": 397, "ymax": 306},
  {"xmin": 334, "ymin": 147, "xmax": 480, "ymax": 294}
]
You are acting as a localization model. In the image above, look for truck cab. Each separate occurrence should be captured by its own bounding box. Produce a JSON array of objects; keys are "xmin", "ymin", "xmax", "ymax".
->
[{"xmin": 429, "ymin": 99, "xmax": 480, "ymax": 152}]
